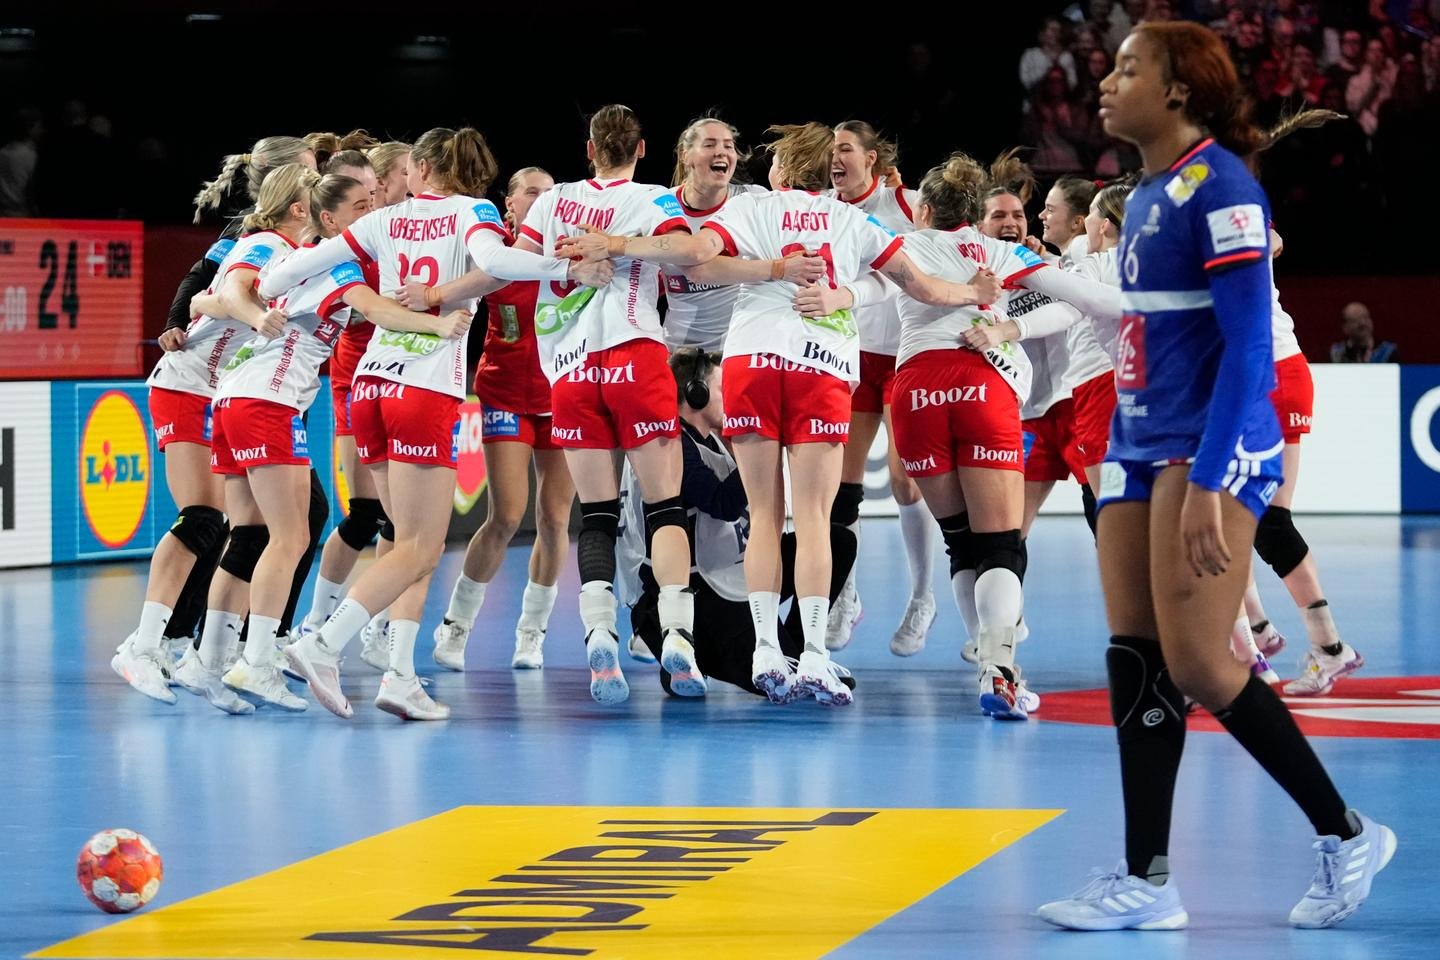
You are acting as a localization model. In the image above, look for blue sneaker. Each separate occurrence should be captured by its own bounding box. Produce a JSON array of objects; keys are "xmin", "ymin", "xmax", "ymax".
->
[
  {"xmin": 1037, "ymin": 863, "xmax": 1188, "ymax": 931},
  {"xmin": 1289, "ymin": 810, "xmax": 1396, "ymax": 928}
]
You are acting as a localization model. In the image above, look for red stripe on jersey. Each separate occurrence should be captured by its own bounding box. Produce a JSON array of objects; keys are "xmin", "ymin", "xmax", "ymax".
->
[
  {"xmin": 1204, "ymin": 250, "xmax": 1264, "ymax": 271},
  {"xmin": 465, "ymin": 221, "xmax": 510, "ymax": 244},
  {"xmin": 894, "ymin": 187, "xmax": 916, "ymax": 223},
  {"xmin": 676, "ymin": 185, "xmax": 726, "ymax": 218},
  {"xmin": 415, "ymin": 193, "xmax": 446, "ymax": 201},
  {"xmin": 1169, "ymin": 138, "xmax": 1215, "ymax": 171},
  {"xmin": 319, "ymin": 282, "xmax": 364, "ymax": 321},
  {"xmin": 225, "ymin": 262, "xmax": 261, "ymax": 280},
  {"xmin": 586, "ymin": 178, "xmax": 631, "ymax": 190},
  {"xmin": 870, "ymin": 236, "xmax": 904, "ymax": 270},
  {"xmin": 653, "ymin": 217, "xmax": 692, "ymax": 237},
  {"xmin": 942, "ymin": 221, "xmax": 972, "ymax": 233},
  {"xmin": 518, "ymin": 224, "xmax": 545, "ymax": 246},
  {"xmin": 701, "ymin": 222, "xmax": 738, "ymax": 258},
  {"xmin": 841, "ymin": 177, "xmax": 880, "ymax": 206},
  {"xmin": 342, "ymin": 228, "xmax": 369, "ymax": 261},
  {"xmin": 249, "ymin": 229, "xmax": 299, "ymax": 250},
  {"xmin": 1001, "ymin": 262, "xmax": 1047, "ymax": 289}
]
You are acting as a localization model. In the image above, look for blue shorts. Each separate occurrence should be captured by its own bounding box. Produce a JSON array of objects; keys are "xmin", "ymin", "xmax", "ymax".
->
[{"xmin": 1097, "ymin": 452, "xmax": 1282, "ymax": 521}]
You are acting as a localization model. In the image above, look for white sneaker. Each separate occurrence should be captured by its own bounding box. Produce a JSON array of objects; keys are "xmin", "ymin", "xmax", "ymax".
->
[
  {"xmin": 360, "ymin": 618, "xmax": 392, "ymax": 672},
  {"xmin": 961, "ymin": 638, "xmax": 979, "ymax": 664},
  {"xmin": 1289, "ymin": 810, "xmax": 1397, "ymax": 928},
  {"xmin": 1037, "ymin": 863, "xmax": 1189, "ymax": 931},
  {"xmin": 1255, "ymin": 621, "xmax": 1286, "ymax": 658},
  {"xmin": 111, "ymin": 643, "xmax": 178, "ymax": 704},
  {"xmin": 627, "ymin": 632, "xmax": 656, "ymax": 663},
  {"xmin": 586, "ymin": 629, "xmax": 629, "ymax": 704},
  {"xmin": 751, "ymin": 644, "xmax": 795, "ymax": 704},
  {"xmin": 512, "ymin": 626, "xmax": 545, "ymax": 670},
  {"xmin": 890, "ymin": 592, "xmax": 936, "ymax": 657},
  {"xmin": 978, "ymin": 664, "xmax": 1028, "ymax": 721},
  {"xmin": 1284, "ymin": 643, "xmax": 1364, "ymax": 696},
  {"xmin": 172, "ymin": 653, "xmax": 254, "ymax": 714},
  {"xmin": 222, "ymin": 658, "xmax": 308, "ymax": 712},
  {"xmin": 660, "ymin": 630, "xmax": 707, "ymax": 698},
  {"xmin": 824, "ymin": 586, "xmax": 862, "ymax": 651},
  {"xmin": 432, "ymin": 619, "xmax": 468, "ymax": 672},
  {"xmin": 283, "ymin": 636, "xmax": 351, "ymax": 718},
  {"xmin": 375, "ymin": 671, "xmax": 451, "ymax": 721},
  {"xmin": 171, "ymin": 642, "xmax": 199, "ymax": 685},
  {"xmin": 1014, "ymin": 668, "xmax": 1041, "ymax": 714},
  {"xmin": 794, "ymin": 649, "xmax": 854, "ymax": 706}
]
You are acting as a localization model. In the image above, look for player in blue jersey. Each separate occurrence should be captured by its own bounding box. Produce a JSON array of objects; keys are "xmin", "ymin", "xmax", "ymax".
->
[{"xmin": 1037, "ymin": 22, "xmax": 1395, "ymax": 932}]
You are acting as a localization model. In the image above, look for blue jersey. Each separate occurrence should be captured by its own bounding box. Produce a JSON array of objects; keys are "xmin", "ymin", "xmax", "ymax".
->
[{"xmin": 1110, "ymin": 138, "xmax": 1283, "ymax": 490}]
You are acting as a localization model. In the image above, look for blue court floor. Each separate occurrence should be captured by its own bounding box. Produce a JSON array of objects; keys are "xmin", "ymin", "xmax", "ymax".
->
[{"xmin": 4, "ymin": 515, "xmax": 1438, "ymax": 959}]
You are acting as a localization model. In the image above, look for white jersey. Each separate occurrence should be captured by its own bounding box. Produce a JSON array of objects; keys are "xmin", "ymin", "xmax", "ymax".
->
[
  {"xmin": 217, "ymin": 260, "xmax": 366, "ymax": 411},
  {"xmin": 705, "ymin": 190, "xmax": 902, "ymax": 384},
  {"xmin": 520, "ymin": 179, "xmax": 689, "ymax": 383},
  {"xmin": 1011, "ymin": 291, "xmax": 1077, "ymax": 418},
  {"xmin": 661, "ymin": 183, "xmax": 768, "ymax": 352},
  {"xmin": 896, "ymin": 227, "xmax": 1047, "ymax": 403},
  {"xmin": 1270, "ymin": 264, "xmax": 1301, "ymax": 362},
  {"xmin": 824, "ymin": 179, "xmax": 919, "ymax": 356},
  {"xmin": 148, "ymin": 230, "xmax": 297, "ymax": 398},
  {"xmin": 337, "ymin": 192, "xmax": 508, "ymax": 398},
  {"xmin": 1068, "ymin": 249, "xmax": 1122, "ymax": 382}
]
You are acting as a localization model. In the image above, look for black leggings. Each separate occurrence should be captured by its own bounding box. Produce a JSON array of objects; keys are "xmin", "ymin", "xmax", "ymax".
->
[{"xmin": 632, "ymin": 526, "xmax": 858, "ymax": 695}]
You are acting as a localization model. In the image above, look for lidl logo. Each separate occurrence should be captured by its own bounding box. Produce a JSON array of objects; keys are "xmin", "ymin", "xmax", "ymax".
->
[
  {"xmin": 32, "ymin": 806, "xmax": 1058, "ymax": 959},
  {"xmin": 79, "ymin": 391, "xmax": 149, "ymax": 549},
  {"xmin": 453, "ymin": 397, "xmax": 488, "ymax": 515}
]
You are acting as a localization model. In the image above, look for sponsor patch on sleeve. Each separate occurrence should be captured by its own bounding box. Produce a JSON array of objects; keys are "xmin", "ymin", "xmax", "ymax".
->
[
  {"xmin": 1012, "ymin": 243, "xmax": 1043, "ymax": 267},
  {"xmin": 472, "ymin": 201, "xmax": 504, "ymax": 225},
  {"xmin": 329, "ymin": 261, "xmax": 366, "ymax": 286},
  {"xmin": 237, "ymin": 243, "xmax": 274, "ymax": 269},
  {"xmin": 204, "ymin": 238, "xmax": 236, "ymax": 265},
  {"xmin": 1205, "ymin": 204, "xmax": 1268, "ymax": 255},
  {"xmin": 865, "ymin": 214, "xmax": 896, "ymax": 236},
  {"xmin": 653, "ymin": 192, "xmax": 685, "ymax": 218},
  {"xmin": 1163, "ymin": 159, "xmax": 1212, "ymax": 206}
]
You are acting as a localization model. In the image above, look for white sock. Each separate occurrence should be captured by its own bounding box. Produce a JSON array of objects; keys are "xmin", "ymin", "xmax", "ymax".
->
[
  {"xmin": 388, "ymin": 619, "xmax": 419, "ymax": 677},
  {"xmin": 657, "ymin": 584, "xmax": 694, "ymax": 636},
  {"xmin": 304, "ymin": 576, "xmax": 346, "ymax": 631},
  {"xmin": 445, "ymin": 574, "xmax": 487, "ymax": 627},
  {"xmin": 950, "ymin": 570, "xmax": 980, "ymax": 644},
  {"xmin": 197, "ymin": 610, "xmax": 244, "ymax": 671},
  {"xmin": 132, "ymin": 601, "xmax": 172, "ymax": 656},
  {"xmin": 975, "ymin": 568, "xmax": 1022, "ymax": 668},
  {"xmin": 1230, "ymin": 615, "xmax": 1259, "ymax": 662},
  {"xmin": 798, "ymin": 596, "xmax": 829, "ymax": 656},
  {"xmin": 748, "ymin": 591, "xmax": 780, "ymax": 650},
  {"xmin": 519, "ymin": 580, "xmax": 558, "ymax": 632},
  {"xmin": 897, "ymin": 500, "xmax": 935, "ymax": 601},
  {"xmin": 1243, "ymin": 582, "xmax": 1267, "ymax": 629},
  {"xmin": 244, "ymin": 615, "xmax": 282, "ymax": 668},
  {"xmin": 319, "ymin": 598, "xmax": 372, "ymax": 656},
  {"xmin": 1302, "ymin": 600, "xmax": 1342, "ymax": 650},
  {"xmin": 578, "ymin": 581, "xmax": 617, "ymax": 636}
]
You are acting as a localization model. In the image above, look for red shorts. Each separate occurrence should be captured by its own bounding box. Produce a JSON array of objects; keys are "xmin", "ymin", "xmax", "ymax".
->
[
  {"xmin": 350, "ymin": 376, "xmax": 460, "ymax": 468},
  {"xmin": 721, "ymin": 353, "xmax": 852, "ymax": 444},
  {"xmin": 1071, "ymin": 370, "xmax": 1117, "ymax": 467},
  {"xmin": 1270, "ymin": 353, "xmax": 1314, "ymax": 443},
  {"xmin": 481, "ymin": 406, "xmax": 558, "ymax": 451},
  {"xmin": 332, "ymin": 382, "xmax": 354, "ymax": 438},
  {"xmin": 1022, "ymin": 399, "xmax": 1086, "ymax": 483},
  {"xmin": 850, "ymin": 350, "xmax": 897, "ymax": 414},
  {"xmin": 549, "ymin": 339, "xmax": 679, "ymax": 450},
  {"xmin": 891, "ymin": 350, "xmax": 1023, "ymax": 475},
  {"xmin": 210, "ymin": 398, "xmax": 307, "ymax": 475},
  {"xmin": 148, "ymin": 387, "xmax": 212, "ymax": 450}
]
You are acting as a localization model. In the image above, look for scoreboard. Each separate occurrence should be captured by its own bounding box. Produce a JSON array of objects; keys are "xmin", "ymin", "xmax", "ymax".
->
[{"xmin": 0, "ymin": 219, "xmax": 144, "ymax": 379}]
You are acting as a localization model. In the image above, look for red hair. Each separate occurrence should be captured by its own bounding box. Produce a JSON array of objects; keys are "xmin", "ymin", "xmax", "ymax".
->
[{"xmin": 1134, "ymin": 21, "xmax": 1266, "ymax": 160}]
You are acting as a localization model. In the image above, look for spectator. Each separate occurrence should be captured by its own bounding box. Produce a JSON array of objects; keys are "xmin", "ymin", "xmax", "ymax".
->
[
  {"xmin": 1269, "ymin": 14, "xmax": 1299, "ymax": 68},
  {"xmin": 1276, "ymin": 44, "xmax": 1327, "ymax": 104},
  {"xmin": 1252, "ymin": 58, "xmax": 1291, "ymax": 126},
  {"xmin": 1090, "ymin": 0, "xmax": 1130, "ymax": 54},
  {"xmin": 1374, "ymin": 55, "xmax": 1434, "ymax": 212},
  {"xmin": 1072, "ymin": 22, "xmax": 1103, "ymax": 65},
  {"xmin": 1325, "ymin": 28, "xmax": 1364, "ymax": 85},
  {"xmin": 1347, "ymin": 37, "xmax": 1398, "ymax": 134},
  {"xmin": 1231, "ymin": 16, "xmax": 1270, "ymax": 77},
  {"xmin": 36, "ymin": 99, "xmax": 122, "ymax": 218},
  {"xmin": 1021, "ymin": 66, "xmax": 1088, "ymax": 175},
  {"xmin": 1142, "ymin": 0, "xmax": 1174, "ymax": 22},
  {"xmin": 0, "ymin": 107, "xmax": 42, "ymax": 218},
  {"xmin": 1330, "ymin": 303, "xmax": 1399, "ymax": 363},
  {"xmin": 1076, "ymin": 46, "xmax": 1113, "ymax": 114},
  {"xmin": 1422, "ymin": 33, "xmax": 1440, "ymax": 92},
  {"xmin": 1020, "ymin": 17, "xmax": 1077, "ymax": 91},
  {"xmin": 1273, "ymin": 0, "xmax": 1322, "ymax": 44}
]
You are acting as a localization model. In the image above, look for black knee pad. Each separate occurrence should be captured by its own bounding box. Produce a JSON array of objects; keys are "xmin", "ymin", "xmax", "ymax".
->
[
  {"xmin": 1254, "ymin": 506, "xmax": 1309, "ymax": 579},
  {"xmin": 379, "ymin": 516, "xmax": 395, "ymax": 542},
  {"xmin": 1081, "ymin": 484, "xmax": 1098, "ymax": 539},
  {"xmin": 218, "ymin": 524, "xmax": 270, "ymax": 582},
  {"xmin": 830, "ymin": 481, "xmax": 864, "ymax": 527},
  {"xmin": 337, "ymin": 497, "xmax": 385, "ymax": 551},
  {"xmin": 936, "ymin": 511, "xmax": 975, "ymax": 578},
  {"xmin": 1106, "ymin": 635, "xmax": 1187, "ymax": 744},
  {"xmin": 578, "ymin": 499, "xmax": 620, "ymax": 584},
  {"xmin": 973, "ymin": 529, "xmax": 1025, "ymax": 580},
  {"xmin": 168, "ymin": 505, "xmax": 227, "ymax": 558},
  {"xmin": 642, "ymin": 496, "xmax": 687, "ymax": 548}
]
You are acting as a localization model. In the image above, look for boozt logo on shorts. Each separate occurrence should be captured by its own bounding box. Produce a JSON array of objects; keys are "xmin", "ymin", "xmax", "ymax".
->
[
  {"xmin": 971, "ymin": 445, "xmax": 1019, "ymax": 464},
  {"xmin": 567, "ymin": 361, "xmax": 636, "ymax": 384},
  {"xmin": 356, "ymin": 445, "xmax": 370, "ymax": 459},
  {"xmin": 154, "ymin": 423, "xmax": 175, "ymax": 442},
  {"xmin": 552, "ymin": 426, "xmax": 584, "ymax": 442},
  {"xmin": 233, "ymin": 445, "xmax": 269, "ymax": 463},
  {"xmin": 808, "ymin": 419, "xmax": 849, "ymax": 438},
  {"xmin": 902, "ymin": 454, "xmax": 937, "ymax": 472},
  {"xmin": 632, "ymin": 419, "xmax": 676, "ymax": 440},
  {"xmin": 909, "ymin": 384, "xmax": 989, "ymax": 410},
  {"xmin": 1289, "ymin": 412, "xmax": 1312, "ymax": 430},
  {"xmin": 392, "ymin": 440, "xmax": 439, "ymax": 459},
  {"xmin": 725, "ymin": 415, "xmax": 762, "ymax": 431},
  {"xmin": 748, "ymin": 354, "xmax": 816, "ymax": 373},
  {"xmin": 353, "ymin": 381, "xmax": 406, "ymax": 402},
  {"xmin": 801, "ymin": 341, "xmax": 853, "ymax": 376},
  {"xmin": 552, "ymin": 339, "xmax": 589, "ymax": 374}
]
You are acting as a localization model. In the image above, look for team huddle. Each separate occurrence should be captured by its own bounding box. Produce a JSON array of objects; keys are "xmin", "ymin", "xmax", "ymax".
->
[{"xmin": 106, "ymin": 20, "xmax": 1394, "ymax": 933}]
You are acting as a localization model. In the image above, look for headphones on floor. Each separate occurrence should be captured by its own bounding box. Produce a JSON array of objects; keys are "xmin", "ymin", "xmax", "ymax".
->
[{"xmin": 680, "ymin": 349, "xmax": 718, "ymax": 410}]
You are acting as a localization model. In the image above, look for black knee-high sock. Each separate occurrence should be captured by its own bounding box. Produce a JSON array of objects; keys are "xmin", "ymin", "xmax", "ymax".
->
[
  {"xmin": 167, "ymin": 530, "xmax": 227, "ymax": 647},
  {"xmin": 1081, "ymin": 484, "xmax": 1098, "ymax": 539},
  {"xmin": 1215, "ymin": 674, "xmax": 1354, "ymax": 839},
  {"xmin": 1108, "ymin": 635, "xmax": 1188, "ymax": 882}
]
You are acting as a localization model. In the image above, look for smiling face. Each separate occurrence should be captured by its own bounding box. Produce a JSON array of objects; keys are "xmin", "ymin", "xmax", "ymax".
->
[
  {"xmin": 683, "ymin": 121, "xmax": 739, "ymax": 191},
  {"xmin": 830, "ymin": 128, "xmax": 876, "ymax": 196},
  {"xmin": 979, "ymin": 192, "xmax": 1028, "ymax": 243}
]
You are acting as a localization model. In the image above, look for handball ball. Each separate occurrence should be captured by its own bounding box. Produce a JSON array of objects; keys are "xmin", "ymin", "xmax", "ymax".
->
[{"xmin": 76, "ymin": 829, "xmax": 163, "ymax": 914}]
